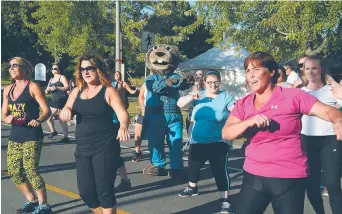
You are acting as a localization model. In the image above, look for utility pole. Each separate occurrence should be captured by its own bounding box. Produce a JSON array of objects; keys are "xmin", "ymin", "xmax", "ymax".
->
[{"xmin": 115, "ymin": 0, "xmax": 121, "ymax": 73}]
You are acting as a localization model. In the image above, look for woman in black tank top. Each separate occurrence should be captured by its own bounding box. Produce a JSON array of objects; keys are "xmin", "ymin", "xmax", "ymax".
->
[
  {"xmin": 45, "ymin": 63, "xmax": 69, "ymax": 142},
  {"xmin": 59, "ymin": 55, "xmax": 130, "ymax": 214},
  {"xmin": 1, "ymin": 57, "xmax": 52, "ymax": 213}
]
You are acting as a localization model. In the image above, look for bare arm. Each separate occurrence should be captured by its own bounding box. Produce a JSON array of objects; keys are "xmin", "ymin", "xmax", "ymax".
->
[
  {"xmin": 56, "ymin": 75, "xmax": 70, "ymax": 91},
  {"xmin": 1, "ymin": 85, "xmax": 14, "ymax": 124},
  {"xmin": 123, "ymin": 82, "xmax": 137, "ymax": 94},
  {"xmin": 29, "ymin": 82, "xmax": 51, "ymax": 124},
  {"xmin": 106, "ymin": 87, "xmax": 130, "ymax": 141},
  {"xmin": 308, "ymin": 101, "xmax": 342, "ymax": 140},
  {"xmin": 59, "ymin": 88, "xmax": 79, "ymax": 122},
  {"xmin": 138, "ymin": 84, "xmax": 146, "ymax": 115},
  {"xmin": 177, "ymin": 95, "xmax": 194, "ymax": 109},
  {"xmin": 222, "ymin": 114, "xmax": 270, "ymax": 141}
]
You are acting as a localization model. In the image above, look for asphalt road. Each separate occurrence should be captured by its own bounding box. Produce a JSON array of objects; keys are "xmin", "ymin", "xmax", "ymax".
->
[{"xmin": 1, "ymin": 122, "xmax": 335, "ymax": 214}]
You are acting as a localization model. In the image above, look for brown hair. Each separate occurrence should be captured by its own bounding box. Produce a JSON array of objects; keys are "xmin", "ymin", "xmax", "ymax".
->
[
  {"xmin": 52, "ymin": 63, "xmax": 61, "ymax": 74},
  {"xmin": 277, "ymin": 66, "xmax": 287, "ymax": 82},
  {"xmin": 244, "ymin": 52, "xmax": 280, "ymax": 85},
  {"xmin": 10, "ymin": 57, "xmax": 34, "ymax": 78},
  {"xmin": 204, "ymin": 69, "xmax": 221, "ymax": 81},
  {"xmin": 75, "ymin": 55, "xmax": 111, "ymax": 89},
  {"xmin": 297, "ymin": 54, "xmax": 308, "ymax": 62},
  {"xmin": 301, "ymin": 55, "xmax": 327, "ymax": 86}
]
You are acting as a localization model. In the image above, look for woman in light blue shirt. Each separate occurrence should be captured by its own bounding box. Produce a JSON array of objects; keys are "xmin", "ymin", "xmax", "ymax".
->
[{"xmin": 177, "ymin": 70, "xmax": 235, "ymax": 214}]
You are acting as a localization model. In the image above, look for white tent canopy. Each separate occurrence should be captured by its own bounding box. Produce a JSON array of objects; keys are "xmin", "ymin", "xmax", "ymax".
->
[{"xmin": 178, "ymin": 42, "xmax": 250, "ymax": 98}]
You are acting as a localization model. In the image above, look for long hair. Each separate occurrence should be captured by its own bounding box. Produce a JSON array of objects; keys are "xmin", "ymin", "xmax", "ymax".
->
[
  {"xmin": 244, "ymin": 52, "xmax": 280, "ymax": 85},
  {"xmin": 301, "ymin": 55, "xmax": 327, "ymax": 86},
  {"xmin": 10, "ymin": 57, "xmax": 34, "ymax": 78},
  {"xmin": 75, "ymin": 55, "xmax": 111, "ymax": 89}
]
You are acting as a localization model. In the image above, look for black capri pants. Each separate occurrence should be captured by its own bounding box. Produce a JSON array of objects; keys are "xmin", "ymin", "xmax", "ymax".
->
[
  {"xmin": 188, "ymin": 142, "xmax": 231, "ymax": 191},
  {"xmin": 75, "ymin": 147, "xmax": 120, "ymax": 209},
  {"xmin": 235, "ymin": 171, "xmax": 306, "ymax": 214}
]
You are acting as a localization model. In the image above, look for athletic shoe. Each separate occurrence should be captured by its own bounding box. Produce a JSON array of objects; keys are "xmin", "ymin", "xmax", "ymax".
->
[
  {"xmin": 47, "ymin": 131, "xmax": 57, "ymax": 139},
  {"xmin": 16, "ymin": 200, "xmax": 39, "ymax": 214},
  {"xmin": 142, "ymin": 165, "xmax": 167, "ymax": 176},
  {"xmin": 32, "ymin": 204, "xmax": 52, "ymax": 214},
  {"xmin": 322, "ymin": 187, "xmax": 329, "ymax": 196},
  {"xmin": 220, "ymin": 201, "xmax": 233, "ymax": 214},
  {"xmin": 178, "ymin": 186, "xmax": 199, "ymax": 197},
  {"xmin": 132, "ymin": 151, "xmax": 143, "ymax": 162},
  {"xmin": 114, "ymin": 179, "xmax": 131, "ymax": 193},
  {"xmin": 58, "ymin": 137, "xmax": 69, "ymax": 143}
]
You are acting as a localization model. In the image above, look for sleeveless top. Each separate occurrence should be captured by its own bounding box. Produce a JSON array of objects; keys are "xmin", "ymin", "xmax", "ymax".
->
[
  {"xmin": 49, "ymin": 75, "xmax": 68, "ymax": 101},
  {"xmin": 72, "ymin": 86, "xmax": 119, "ymax": 156},
  {"xmin": 8, "ymin": 81, "xmax": 44, "ymax": 142}
]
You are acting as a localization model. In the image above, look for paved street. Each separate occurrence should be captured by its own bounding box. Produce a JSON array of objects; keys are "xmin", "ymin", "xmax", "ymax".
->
[{"xmin": 1, "ymin": 122, "xmax": 335, "ymax": 214}]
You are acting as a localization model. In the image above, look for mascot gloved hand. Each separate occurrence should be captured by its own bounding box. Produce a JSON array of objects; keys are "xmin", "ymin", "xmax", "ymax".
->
[{"xmin": 143, "ymin": 44, "xmax": 188, "ymax": 181}]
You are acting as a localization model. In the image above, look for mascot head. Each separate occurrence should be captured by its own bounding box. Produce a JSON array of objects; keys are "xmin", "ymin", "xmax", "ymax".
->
[{"xmin": 146, "ymin": 44, "xmax": 180, "ymax": 75}]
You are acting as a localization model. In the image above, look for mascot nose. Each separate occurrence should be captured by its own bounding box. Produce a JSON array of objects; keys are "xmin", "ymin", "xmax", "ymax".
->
[{"xmin": 155, "ymin": 52, "xmax": 165, "ymax": 57}]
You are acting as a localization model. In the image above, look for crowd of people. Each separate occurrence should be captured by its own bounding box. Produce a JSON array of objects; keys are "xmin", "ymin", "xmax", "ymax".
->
[{"xmin": 2, "ymin": 50, "xmax": 342, "ymax": 214}]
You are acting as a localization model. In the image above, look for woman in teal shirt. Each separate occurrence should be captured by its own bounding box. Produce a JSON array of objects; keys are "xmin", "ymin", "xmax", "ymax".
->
[{"xmin": 177, "ymin": 70, "xmax": 235, "ymax": 214}]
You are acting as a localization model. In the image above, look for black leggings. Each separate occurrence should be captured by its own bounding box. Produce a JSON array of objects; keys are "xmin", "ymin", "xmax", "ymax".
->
[
  {"xmin": 188, "ymin": 142, "xmax": 230, "ymax": 191},
  {"xmin": 76, "ymin": 150, "xmax": 119, "ymax": 209},
  {"xmin": 235, "ymin": 172, "xmax": 306, "ymax": 214},
  {"xmin": 301, "ymin": 135, "xmax": 342, "ymax": 214}
]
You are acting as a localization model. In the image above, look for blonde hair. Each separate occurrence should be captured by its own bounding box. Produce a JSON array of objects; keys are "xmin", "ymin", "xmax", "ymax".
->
[
  {"xmin": 301, "ymin": 55, "xmax": 327, "ymax": 86},
  {"xmin": 10, "ymin": 57, "xmax": 34, "ymax": 78},
  {"xmin": 75, "ymin": 55, "xmax": 111, "ymax": 89}
]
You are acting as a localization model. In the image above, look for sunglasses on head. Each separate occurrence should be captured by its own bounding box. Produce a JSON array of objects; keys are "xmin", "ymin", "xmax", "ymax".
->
[
  {"xmin": 80, "ymin": 66, "xmax": 97, "ymax": 73},
  {"xmin": 8, "ymin": 64, "xmax": 22, "ymax": 69},
  {"xmin": 298, "ymin": 63, "xmax": 304, "ymax": 68}
]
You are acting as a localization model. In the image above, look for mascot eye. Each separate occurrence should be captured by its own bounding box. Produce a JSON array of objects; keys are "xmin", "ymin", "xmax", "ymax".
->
[
  {"xmin": 166, "ymin": 46, "xmax": 171, "ymax": 51},
  {"xmin": 153, "ymin": 46, "xmax": 158, "ymax": 50}
]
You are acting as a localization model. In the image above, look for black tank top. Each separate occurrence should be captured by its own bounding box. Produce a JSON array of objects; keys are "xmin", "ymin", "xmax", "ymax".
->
[
  {"xmin": 49, "ymin": 75, "xmax": 68, "ymax": 100},
  {"xmin": 8, "ymin": 81, "xmax": 44, "ymax": 142},
  {"xmin": 72, "ymin": 86, "xmax": 119, "ymax": 156}
]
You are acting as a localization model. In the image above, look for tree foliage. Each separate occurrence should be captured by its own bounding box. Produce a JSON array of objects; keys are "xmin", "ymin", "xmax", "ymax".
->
[{"xmin": 181, "ymin": 1, "xmax": 342, "ymax": 61}]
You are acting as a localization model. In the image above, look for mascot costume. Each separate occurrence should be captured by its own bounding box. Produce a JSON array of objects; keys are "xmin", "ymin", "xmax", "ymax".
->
[{"xmin": 143, "ymin": 45, "xmax": 194, "ymax": 179}]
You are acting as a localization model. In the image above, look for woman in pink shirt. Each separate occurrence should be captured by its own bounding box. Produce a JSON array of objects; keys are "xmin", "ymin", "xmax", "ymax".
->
[{"xmin": 222, "ymin": 52, "xmax": 342, "ymax": 214}]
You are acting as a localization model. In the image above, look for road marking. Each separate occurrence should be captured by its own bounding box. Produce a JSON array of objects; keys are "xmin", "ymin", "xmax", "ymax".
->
[{"xmin": 1, "ymin": 170, "xmax": 129, "ymax": 214}]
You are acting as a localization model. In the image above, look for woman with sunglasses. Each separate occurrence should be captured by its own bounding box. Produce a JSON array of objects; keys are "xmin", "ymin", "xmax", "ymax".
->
[
  {"xmin": 59, "ymin": 55, "xmax": 130, "ymax": 214},
  {"xmin": 300, "ymin": 55, "xmax": 342, "ymax": 214},
  {"xmin": 2, "ymin": 57, "xmax": 52, "ymax": 213},
  {"xmin": 112, "ymin": 71, "xmax": 137, "ymax": 108},
  {"xmin": 177, "ymin": 70, "xmax": 235, "ymax": 214},
  {"xmin": 45, "ymin": 63, "xmax": 69, "ymax": 142},
  {"xmin": 222, "ymin": 52, "xmax": 342, "ymax": 214}
]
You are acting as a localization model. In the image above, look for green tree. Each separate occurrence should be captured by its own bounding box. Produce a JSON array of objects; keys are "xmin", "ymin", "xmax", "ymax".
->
[{"xmin": 180, "ymin": 1, "xmax": 342, "ymax": 61}]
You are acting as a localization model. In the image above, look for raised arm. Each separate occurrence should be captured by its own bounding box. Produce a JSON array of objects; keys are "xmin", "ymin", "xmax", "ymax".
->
[
  {"xmin": 177, "ymin": 94, "xmax": 195, "ymax": 109},
  {"xmin": 123, "ymin": 82, "xmax": 137, "ymax": 95},
  {"xmin": 106, "ymin": 87, "xmax": 130, "ymax": 142},
  {"xmin": 308, "ymin": 101, "xmax": 342, "ymax": 140}
]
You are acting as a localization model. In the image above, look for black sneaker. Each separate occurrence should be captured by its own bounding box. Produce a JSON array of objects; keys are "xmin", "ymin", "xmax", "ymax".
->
[
  {"xmin": 178, "ymin": 186, "xmax": 199, "ymax": 197},
  {"xmin": 47, "ymin": 131, "xmax": 57, "ymax": 139},
  {"xmin": 58, "ymin": 137, "xmax": 69, "ymax": 143},
  {"xmin": 220, "ymin": 201, "xmax": 233, "ymax": 214},
  {"xmin": 114, "ymin": 179, "xmax": 132, "ymax": 193},
  {"xmin": 32, "ymin": 204, "xmax": 52, "ymax": 214},
  {"xmin": 132, "ymin": 151, "xmax": 143, "ymax": 162},
  {"xmin": 16, "ymin": 200, "xmax": 39, "ymax": 214}
]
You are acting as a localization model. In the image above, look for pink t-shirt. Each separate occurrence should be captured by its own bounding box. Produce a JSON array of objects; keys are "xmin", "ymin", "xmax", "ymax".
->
[{"xmin": 231, "ymin": 86, "xmax": 317, "ymax": 178}]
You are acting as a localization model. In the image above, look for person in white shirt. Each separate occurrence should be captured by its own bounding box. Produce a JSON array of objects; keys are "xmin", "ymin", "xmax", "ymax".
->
[
  {"xmin": 284, "ymin": 64, "xmax": 301, "ymax": 85},
  {"xmin": 300, "ymin": 55, "xmax": 342, "ymax": 214}
]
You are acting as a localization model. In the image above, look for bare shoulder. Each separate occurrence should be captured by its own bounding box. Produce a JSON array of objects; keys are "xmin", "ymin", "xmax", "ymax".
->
[
  {"xmin": 29, "ymin": 81, "xmax": 41, "ymax": 91},
  {"xmin": 2, "ymin": 84, "xmax": 13, "ymax": 96},
  {"xmin": 69, "ymin": 87, "xmax": 80, "ymax": 99}
]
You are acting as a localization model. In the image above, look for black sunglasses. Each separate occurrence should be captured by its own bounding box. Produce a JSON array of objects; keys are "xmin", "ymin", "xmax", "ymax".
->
[
  {"xmin": 80, "ymin": 66, "xmax": 97, "ymax": 73},
  {"xmin": 298, "ymin": 63, "xmax": 304, "ymax": 68},
  {"xmin": 8, "ymin": 64, "xmax": 22, "ymax": 69},
  {"xmin": 52, "ymin": 68, "xmax": 58, "ymax": 70}
]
